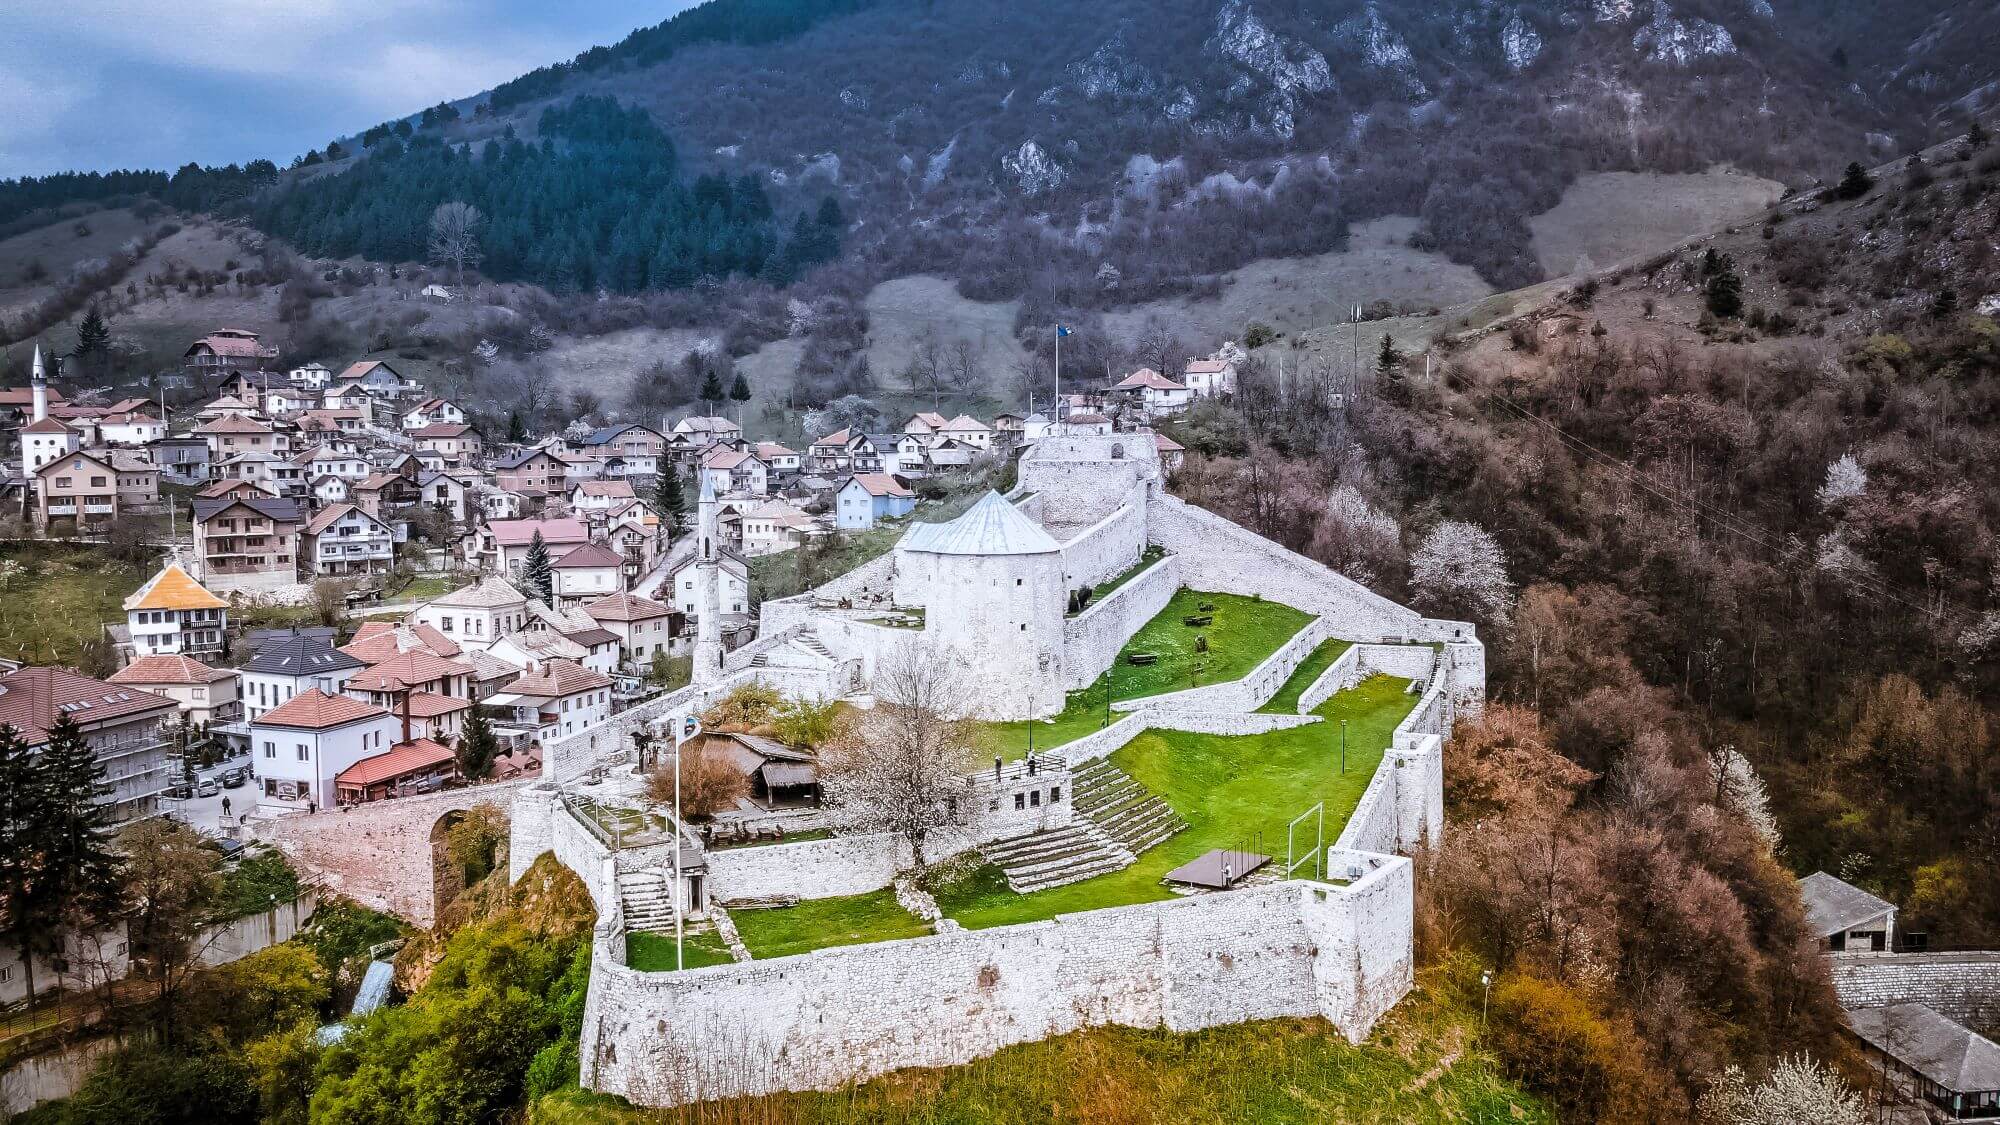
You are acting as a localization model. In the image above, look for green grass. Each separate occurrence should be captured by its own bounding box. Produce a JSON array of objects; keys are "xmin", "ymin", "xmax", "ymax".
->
[
  {"xmin": 729, "ymin": 889, "xmax": 932, "ymax": 960},
  {"xmin": 393, "ymin": 573, "xmax": 472, "ymax": 602},
  {"xmin": 0, "ymin": 542, "xmax": 152, "ymax": 668},
  {"xmin": 968, "ymin": 589, "xmax": 1315, "ymax": 761},
  {"xmin": 937, "ymin": 675, "xmax": 1414, "ymax": 930},
  {"xmin": 1258, "ymin": 639, "xmax": 1353, "ymax": 714},
  {"xmin": 533, "ymin": 960, "xmax": 1551, "ymax": 1124},
  {"xmin": 626, "ymin": 930, "xmax": 736, "ymax": 971},
  {"xmin": 1072, "ymin": 546, "xmax": 1168, "ymax": 613}
]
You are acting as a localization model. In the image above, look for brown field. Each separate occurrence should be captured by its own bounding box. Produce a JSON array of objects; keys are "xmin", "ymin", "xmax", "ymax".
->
[{"xmin": 1527, "ymin": 166, "xmax": 1784, "ymax": 279}]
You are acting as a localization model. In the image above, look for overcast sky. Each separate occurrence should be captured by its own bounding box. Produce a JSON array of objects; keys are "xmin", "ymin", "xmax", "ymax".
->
[{"xmin": 0, "ymin": 0, "xmax": 695, "ymax": 179}]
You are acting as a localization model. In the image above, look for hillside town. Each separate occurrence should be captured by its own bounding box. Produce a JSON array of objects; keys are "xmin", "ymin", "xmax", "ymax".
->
[{"xmin": 0, "ymin": 326, "xmax": 1237, "ymax": 825}]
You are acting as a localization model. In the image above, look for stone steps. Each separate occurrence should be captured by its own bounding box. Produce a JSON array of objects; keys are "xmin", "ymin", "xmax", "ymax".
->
[
  {"xmin": 1072, "ymin": 761, "xmax": 1187, "ymax": 858},
  {"xmin": 978, "ymin": 825, "xmax": 1132, "ymax": 894},
  {"xmin": 618, "ymin": 870, "xmax": 678, "ymax": 933}
]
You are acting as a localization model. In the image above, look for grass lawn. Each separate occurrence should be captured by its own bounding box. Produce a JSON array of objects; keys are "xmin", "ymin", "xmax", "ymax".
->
[
  {"xmin": 968, "ymin": 589, "xmax": 1315, "ymax": 761},
  {"xmin": 730, "ymin": 889, "xmax": 932, "ymax": 961},
  {"xmin": 0, "ymin": 542, "xmax": 153, "ymax": 667},
  {"xmin": 937, "ymin": 674, "xmax": 1415, "ymax": 930},
  {"xmin": 626, "ymin": 929, "xmax": 736, "ymax": 971},
  {"xmin": 1258, "ymin": 639, "xmax": 1353, "ymax": 714},
  {"xmin": 534, "ymin": 959, "xmax": 1550, "ymax": 1124},
  {"xmin": 392, "ymin": 573, "xmax": 472, "ymax": 602},
  {"xmin": 1072, "ymin": 546, "xmax": 1168, "ymax": 613}
]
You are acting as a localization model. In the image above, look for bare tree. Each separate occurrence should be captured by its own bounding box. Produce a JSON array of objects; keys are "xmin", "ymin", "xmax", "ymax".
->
[
  {"xmin": 818, "ymin": 639, "xmax": 983, "ymax": 876},
  {"xmin": 427, "ymin": 201, "xmax": 485, "ymax": 290}
]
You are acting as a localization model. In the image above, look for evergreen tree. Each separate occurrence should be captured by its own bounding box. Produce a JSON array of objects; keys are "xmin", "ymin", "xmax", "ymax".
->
[
  {"xmin": 75, "ymin": 305, "xmax": 110, "ymax": 360},
  {"xmin": 729, "ymin": 372, "xmax": 752, "ymax": 418},
  {"xmin": 1376, "ymin": 333, "xmax": 1402, "ymax": 372},
  {"xmin": 1968, "ymin": 119, "xmax": 1990, "ymax": 149},
  {"xmin": 523, "ymin": 531, "xmax": 553, "ymax": 604},
  {"xmin": 654, "ymin": 469, "xmax": 686, "ymax": 535},
  {"xmin": 1836, "ymin": 161, "xmax": 1874, "ymax": 200},
  {"xmin": 456, "ymin": 706, "xmax": 500, "ymax": 781},
  {"xmin": 37, "ymin": 712, "xmax": 124, "ymax": 932},
  {"xmin": 0, "ymin": 724, "xmax": 52, "ymax": 1005},
  {"xmin": 1702, "ymin": 250, "xmax": 1745, "ymax": 320},
  {"xmin": 506, "ymin": 410, "xmax": 527, "ymax": 443},
  {"xmin": 700, "ymin": 370, "xmax": 726, "ymax": 413},
  {"xmin": 1932, "ymin": 287, "xmax": 1960, "ymax": 319}
]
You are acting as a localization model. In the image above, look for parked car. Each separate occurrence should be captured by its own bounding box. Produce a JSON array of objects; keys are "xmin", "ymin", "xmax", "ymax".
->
[
  {"xmin": 165, "ymin": 782, "xmax": 193, "ymax": 800},
  {"xmin": 220, "ymin": 768, "xmax": 247, "ymax": 789},
  {"xmin": 196, "ymin": 778, "xmax": 221, "ymax": 798}
]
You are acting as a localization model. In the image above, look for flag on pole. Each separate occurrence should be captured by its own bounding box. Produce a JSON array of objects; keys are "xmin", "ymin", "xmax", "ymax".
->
[{"xmin": 1055, "ymin": 324, "xmax": 1072, "ymax": 338}]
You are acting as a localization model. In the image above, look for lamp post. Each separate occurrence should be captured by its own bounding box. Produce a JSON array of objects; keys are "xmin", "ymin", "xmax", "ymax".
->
[
  {"xmin": 1103, "ymin": 665, "xmax": 1113, "ymax": 729},
  {"xmin": 1340, "ymin": 719, "xmax": 1348, "ymax": 775},
  {"xmin": 1480, "ymin": 969, "xmax": 1493, "ymax": 1029}
]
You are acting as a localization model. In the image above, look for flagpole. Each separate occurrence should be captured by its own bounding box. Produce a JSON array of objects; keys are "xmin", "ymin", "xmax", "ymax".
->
[
  {"xmin": 1053, "ymin": 325, "xmax": 1061, "ymax": 433},
  {"xmin": 675, "ymin": 735, "xmax": 684, "ymax": 970}
]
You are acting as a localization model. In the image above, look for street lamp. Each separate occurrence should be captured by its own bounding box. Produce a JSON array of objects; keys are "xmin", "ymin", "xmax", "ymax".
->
[
  {"xmin": 1480, "ymin": 969, "xmax": 1493, "ymax": 1029},
  {"xmin": 1339, "ymin": 719, "xmax": 1348, "ymax": 775}
]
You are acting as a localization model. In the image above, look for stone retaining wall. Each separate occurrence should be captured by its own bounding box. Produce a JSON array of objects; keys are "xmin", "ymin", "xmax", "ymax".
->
[
  {"xmin": 1297, "ymin": 646, "xmax": 1361, "ymax": 714},
  {"xmin": 707, "ymin": 833, "xmax": 907, "ymax": 903},
  {"xmin": 1060, "ymin": 554, "xmax": 1181, "ymax": 693},
  {"xmin": 1115, "ymin": 617, "xmax": 1332, "ymax": 715},
  {"xmin": 581, "ymin": 854, "xmax": 1414, "ymax": 1107}
]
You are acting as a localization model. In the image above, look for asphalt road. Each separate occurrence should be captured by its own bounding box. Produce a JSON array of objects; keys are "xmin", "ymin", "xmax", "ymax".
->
[{"xmin": 157, "ymin": 745, "xmax": 258, "ymax": 836}]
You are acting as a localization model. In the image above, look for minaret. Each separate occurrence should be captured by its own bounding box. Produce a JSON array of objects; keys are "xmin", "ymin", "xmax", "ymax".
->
[
  {"xmin": 30, "ymin": 344, "xmax": 47, "ymax": 422},
  {"xmin": 691, "ymin": 467, "xmax": 725, "ymax": 684}
]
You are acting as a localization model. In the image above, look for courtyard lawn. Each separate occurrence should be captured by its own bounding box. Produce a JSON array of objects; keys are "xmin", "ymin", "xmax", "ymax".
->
[
  {"xmin": 1257, "ymin": 639, "xmax": 1353, "ymax": 714},
  {"xmin": 1072, "ymin": 546, "xmax": 1168, "ymax": 613},
  {"xmin": 730, "ymin": 889, "xmax": 932, "ymax": 960},
  {"xmin": 391, "ymin": 573, "xmax": 471, "ymax": 602},
  {"xmin": 968, "ymin": 589, "xmax": 1315, "ymax": 761},
  {"xmin": 0, "ymin": 543, "xmax": 152, "ymax": 668},
  {"xmin": 627, "ymin": 929, "xmax": 735, "ymax": 971},
  {"xmin": 936, "ymin": 674, "xmax": 1416, "ymax": 931}
]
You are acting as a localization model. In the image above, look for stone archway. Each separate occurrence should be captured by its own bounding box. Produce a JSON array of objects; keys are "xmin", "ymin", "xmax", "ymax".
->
[{"xmin": 253, "ymin": 782, "xmax": 523, "ymax": 928}]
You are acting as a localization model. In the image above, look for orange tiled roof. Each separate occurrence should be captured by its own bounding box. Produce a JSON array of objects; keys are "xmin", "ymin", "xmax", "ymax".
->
[
  {"xmin": 254, "ymin": 688, "xmax": 387, "ymax": 731},
  {"xmin": 123, "ymin": 564, "xmax": 227, "ymax": 613}
]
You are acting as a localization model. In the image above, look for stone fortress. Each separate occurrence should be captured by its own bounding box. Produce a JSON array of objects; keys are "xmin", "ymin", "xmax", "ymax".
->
[{"xmin": 508, "ymin": 431, "xmax": 1486, "ymax": 1107}]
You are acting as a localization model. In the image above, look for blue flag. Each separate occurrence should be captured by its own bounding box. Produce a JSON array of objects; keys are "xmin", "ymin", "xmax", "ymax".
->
[{"xmin": 1055, "ymin": 324, "xmax": 1071, "ymax": 338}]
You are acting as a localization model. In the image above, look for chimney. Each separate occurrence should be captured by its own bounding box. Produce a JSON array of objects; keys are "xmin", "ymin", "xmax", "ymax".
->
[
  {"xmin": 30, "ymin": 344, "xmax": 47, "ymax": 423},
  {"xmin": 397, "ymin": 680, "xmax": 412, "ymax": 744}
]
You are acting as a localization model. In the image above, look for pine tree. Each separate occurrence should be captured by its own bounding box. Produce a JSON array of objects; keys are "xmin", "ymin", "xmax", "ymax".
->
[
  {"xmin": 0, "ymin": 724, "xmax": 52, "ymax": 1005},
  {"xmin": 655, "ymin": 469, "xmax": 686, "ymax": 535},
  {"xmin": 1932, "ymin": 287, "xmax": 1960, "ymax": 319},
  {"xmin": 1376, "ymin": 335, "xmax": 1411, "ymax": 407},
  {"xmin": 1376, "ymin": 333, "xmax": 1402, "ymax": 372},
  {"xmin": 1836, "ymin": 161, "xmax": 1874, "ymax": 200},
  {"xmin": 523, "ymin": 531, "xmax": 553, "ymax": 604},
  {"xmin": 700, "ymin": 370, "xmax": 725, "ymax": 413},
  {"xmin": 729, "ymin": 372, "xmax": 752, "ymax": 418},
  {"xmin": 506, "ymin": 411, "xmax": 527, "ymax": 443},
  {"xmin": 75, "ymin": 305, "xmax": 110, "ymax": 360},
  {"xmin": 456, "ymin": 706, "xmax": 500, "ymax": 781},
  {"xmin": 1705, "ymin": 256, "xmax": 1744, "ymax": 320},
  {"xmin": 37, "ymin": 712, "xmax": 124, "ymax": 931},
  {"xmin": 1968, "ymin": 119, "xmax": 1990, "ymax": 149}
]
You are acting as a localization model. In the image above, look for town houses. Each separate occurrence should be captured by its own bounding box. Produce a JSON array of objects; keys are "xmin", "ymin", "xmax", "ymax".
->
[{"xmin": 0, "ymin": 322, "xmax": 1244, "ymax": 826}]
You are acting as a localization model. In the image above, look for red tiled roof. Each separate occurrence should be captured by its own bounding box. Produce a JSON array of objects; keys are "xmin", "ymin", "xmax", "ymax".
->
[
  {"xmin": 254, "ymin": 688, "xmax": 387, "ymax": 731},
  {"xmin": 573, "ymin": 481, "xmax": 635, "ymax": 499},
  {"xmin": 846, "ymin": 472, "xmax": 913, "ymax": 498},
  {"xmin": 490, "ymin": 518, "xmax": 589, "ymax": 548},
  {"xmin": 1153, "ymin": 431, "xmax": 1185, "ymax": 453},
  {"xmin": 503, "ymin": 659, "xmax": 612, "ymax": 697},
  {"xmin": 1067, "ymin": 413, "xmax": 1112, "ymax": 425},
  {"xmin": 1115, "ymin": 368, "xmax": 1186, "ymax": 391},
  {"xmin": 411, "ymin": 423, "xmax": 474, "ymax": 440},
  {"xmin": 304, "ymin": 502, "xmax": 384, "ymax": 537},
  {"xmin": 109, "ymin": 654, "xmax": 234, "ymax": 686},
  {"xmin": 1185, "ymin": 358, "xmax": 1232, "ymax": 374},
  {"xmin": 583, "ymin": 591, "xmax": 671, "ymax": 623},
  {"xmin": 811, "ymin": 427, "xmax": 852, "ymax": 449},
  {"xmin": 0, "ymin": 667, "xmax": 176, "ymax": 745},
  {"xmin": 335, "ymin": 738, "xmax": 455, "ymax": 788},
  {"xmin": 344, "ymin": 651, "xmax": 473, "ymax": 691},
  {"xmin": 399, "ymin": 691, "xmax": 471, "ymax": 718},
  {"xmin": 196, "ymin": 414, "xmax": 274, "ymax": 434},
  {"xmin": 187, "ymin": 332, "xmax": 272, "ymax": 359},
  {"xmin": 342, "ymin": 622, "xmax": 462, "ymax": 663},
  {"xmin": 553, "ymin": 543, "xmax": 626, "ymax": 570},
  {"xmin": 21, "ymin": 417, "xmax": 75, "ymax": 435}
]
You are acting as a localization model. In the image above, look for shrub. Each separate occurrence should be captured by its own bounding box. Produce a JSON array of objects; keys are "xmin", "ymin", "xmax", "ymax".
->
[
  {"xmin": 1488, "ymin": 973, "xmax": 1660, "ymax": 1123},
  {"xmin": 702, "ymin": 682, "xmax": 784, "ymax": 729}
]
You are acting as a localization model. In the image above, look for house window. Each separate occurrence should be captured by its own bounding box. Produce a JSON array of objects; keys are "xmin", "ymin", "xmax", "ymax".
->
[
  {"xmin": 296, "ymin": 744, "xmax": 309, "ymax": 761},
  {"xmin": 263, "ymin": 741, "xmax": 275, "ymax": 758},
  {"xmin": 1029, "ymin": 790, "xmax": 1041, "ymax": 807},
  {"xmin": 1014, "ymin": 793, "xmax": 1025, "ymax": 811},
  {"xmin": 1051, "ymin": 787, "xmax": 1061, "ymax": 802}
]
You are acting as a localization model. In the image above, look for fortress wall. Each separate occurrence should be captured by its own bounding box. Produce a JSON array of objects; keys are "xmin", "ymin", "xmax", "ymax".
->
[
  {"xmin": 1113, "ymin": 617, "xmax": 1333, "ymax": 714},
  {"xmin": 580, "ymin": 862, "xmax": 1413, "ymax": 1107},
  {"xmin": 1297, "ymin": 646, "xmax": 1362, "ymax": 713},
  {"xmin": 1059, "ymin": 554, "xmax": 1181, "ymax": 693},
  {"xmin": 708, "ymin": 833, "xmax": 907, "ymax": 903},
  {"xmin": 1830, "ymin": 953, "xmax": 2000, "ymax": 1029},
  {"xmin": 1057, "ymin": 501, "xmax": 1148, "ymax": 593}
]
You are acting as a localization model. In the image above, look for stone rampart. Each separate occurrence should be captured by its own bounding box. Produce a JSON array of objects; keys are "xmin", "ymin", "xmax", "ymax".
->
[
  {"xmin": 1056, "ymin": 501, "xmax": 1147, "ymax": 593},
  {"xmin": 1830, "ymin": 953, "xmax": 2000, "ymax": 1029},
  {"xmin": 1115, "ymin": 617, "xmax": 1331, "ymax": 714},
  {"xmin": 1297, "ymin": 646, "xmax": 1361, "ymax": 713},
  {"xmin": 707, "ymin": 833, "xmax": 907, "ymax": 903},
  {"xmin": 581, "ymin": 857, "xmax": 1414, "ymax": 1107},
  {"xmin": 1058, "ymin": 553, "xmax": 1181, "ymax": 693}
]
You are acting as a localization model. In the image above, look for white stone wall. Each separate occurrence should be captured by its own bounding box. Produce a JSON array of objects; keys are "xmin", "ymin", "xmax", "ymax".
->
[
  {"xmin": 707, "ymin": 833, "xmax": 907, "ymax": 902},
  {"xmin": 1019, "ymin": 436, "xmax": 1160, "ymax": 537},
  {"xmin": 1055, "ymin": 500, "xmax": 1147, "ymax": 593},
  {"xmin": 548, "ymin": 796, "xmax": 620, "ymax": 916},
  {"xmin": 509, "ymin": 784, "xmax": 557, "ymax": 882},
  {"xmin": 1354, "ymin": 644, "xmax": 1438, "ymax": 684},
  {"xmin": 1058, "ymin": 554, "xmax": 1181, "ymax": 693},
  {"xmin": 581, "ymin": 862, "xmax": 1413, "ymax": 1107},
  {"xmin": 1296, "ymin": 646, "xmax": 1361, "ymax": 713},
  {"xmin": 1115, "ymin": 617, "xmax": 1331, "ymax": 715},
  {"xmin": 914, "ymin": 550, "xmax": 1068, "ymax": 719},
  {"xmin": 1332, "ymin": 731, "xmax": 1443, "ymax": 857}
]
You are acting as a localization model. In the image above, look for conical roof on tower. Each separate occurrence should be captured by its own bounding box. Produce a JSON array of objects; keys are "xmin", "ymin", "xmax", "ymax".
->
[{"xmin": 900, "ymin": 491, "xmax": 1059, "ymax": 556}]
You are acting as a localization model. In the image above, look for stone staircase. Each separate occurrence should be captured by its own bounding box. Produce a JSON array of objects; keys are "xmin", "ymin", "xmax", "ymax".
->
[
  {"xmin": 978, "ymin": 824, "xmax": 1129, "ymax": 893},
  {"xmin": 618, "ymin": 868, "xmax": 677, "ymax": 933},
  {"xmin": 747, "ymin": 629, "xmax": 834, "ymax": 669},
  {"xmin": 1072, "ymin": 760, "xmax": 1187, "ymax": 856}
]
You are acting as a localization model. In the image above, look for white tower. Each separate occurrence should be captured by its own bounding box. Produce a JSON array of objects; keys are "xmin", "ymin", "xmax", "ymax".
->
[
  {"xmin": 691, "ymin": 467, "xmax": 725, "ymax": 685},
  {"xmin": 30, "ymin": 344, "xmax": 47, "ymax": 422}
]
